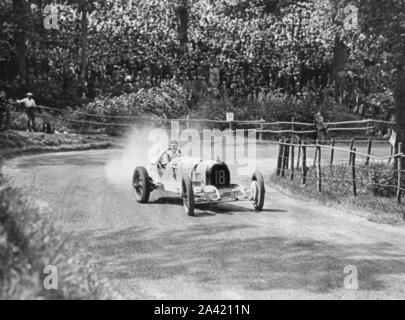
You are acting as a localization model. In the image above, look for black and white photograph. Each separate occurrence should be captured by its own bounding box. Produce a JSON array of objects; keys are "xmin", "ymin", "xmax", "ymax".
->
[{"xmin": 0, "ymin": 0, "xmax": 404, "ymax": 304}]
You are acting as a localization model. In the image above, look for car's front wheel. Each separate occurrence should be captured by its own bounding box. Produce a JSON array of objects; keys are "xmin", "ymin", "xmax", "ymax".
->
[
  {"xmin": 251, "ymin": 171, "xmax": 265, "ymax": 211},
  {"xmin": 133, "ymin": 167, "xmax": 151, "ymax": 203},
  {"xmin": 182, "ymin": 176, "xmax": 195, "ymax": 216}
]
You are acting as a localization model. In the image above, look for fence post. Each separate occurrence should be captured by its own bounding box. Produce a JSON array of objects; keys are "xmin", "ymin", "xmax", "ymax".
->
[
  {"xmin": 365, "ymin": 139, "xmax": 372, "ymax": 166},
  {"xmin": 284, "ymin": 139, "xmax": 290, "ymax": 172},
  {"xmin": 316, "ymin": 140, "xmax": 322, "ymax": 192},
  {"xmin": 277, "ymin": 139, "xmax": 283, "ymax": 176},
  {"xmin": 351, "ymin": 147, "xmax": 357, "ymax": 196},
  {"xmin": 330, "ymin": 138, "xmax": 335, "ymax": 166},
  {"xmin": 297, "ymin": 138, "xmax": 302, "ymax": 170},
  {"xmin": 290, "ymin": 141, "xmax": 295, "ymax": 181},
  {"xmin": 397, "ymin": 143, "xmax": 402, "ymax": 204},
  {"xmin": 349, "ymin": 139, "xmax": 355, "ymax": 165},
  {"xmin": 313, "ymin": 143, "xmax": 318, "ymax": 167},
  {"xmin": 259, "ymin": 123, "xmax": 264, "ymax": 142},
  {"xmin": 291, "ymin": 117, "xmax": 295, "ymax": 142},
  {"xmin": 281, "ymin": 140, "xmax": 286, "ymax": 177},
  {"xmin": 302, "ymin": 142, "xmax": 307, "ymax": 186}
]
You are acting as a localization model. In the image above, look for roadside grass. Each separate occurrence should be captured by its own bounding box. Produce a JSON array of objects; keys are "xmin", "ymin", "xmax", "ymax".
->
[
  {"xmin": 0, "ymin": 130, "xmax": 116, "ymax": 162},
  {"xmin": 270, "ymin": 164, "xmax": 405, "ymax": 225},
  {"xmin": 0, "ymin": 130, "xmax": 114, "ymax": 149},
  {"xmin": 0, "ymin": 175, "xmax": 118, "ymax": 299}
]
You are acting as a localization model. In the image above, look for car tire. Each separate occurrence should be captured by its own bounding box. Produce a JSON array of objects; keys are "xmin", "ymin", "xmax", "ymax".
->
[
  {"xmin": 182, "ymin": 176, "xmax": 195, "ymax": 216},
  {"xmin": 251, "ymin": 171, "xmax": 265, "ymax": 211},
  {"xmin": 133, "ymin": 167, "xmax": 151, "ymax": 204}
]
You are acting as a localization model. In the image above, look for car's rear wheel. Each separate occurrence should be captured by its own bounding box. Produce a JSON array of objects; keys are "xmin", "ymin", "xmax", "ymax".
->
[
  {"xmin": 133, "ymin": 167, "xmax": 151, "ymax": 203},
  {"xmin": 182, "ymin": 176, "xmax": 195, "ymax": 216},
  {"xmin": 251, "ymin": 171, "xmax": 265, "ymax": 211}
]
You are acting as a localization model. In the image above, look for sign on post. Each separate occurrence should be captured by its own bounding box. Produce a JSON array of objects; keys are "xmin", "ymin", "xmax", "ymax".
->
[
  {"xmin": 226, "ymin": 113, "xmax": 234, "ymax": 130},
  {"xmin": 226, "ymin": 113, "xmax": 234, "ymax": 123}
]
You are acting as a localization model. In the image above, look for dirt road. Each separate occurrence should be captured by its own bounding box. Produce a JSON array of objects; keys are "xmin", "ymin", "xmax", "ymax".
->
[{"xmin": 2, "ymin": 147, "xmax": 405, "ymax": 300}]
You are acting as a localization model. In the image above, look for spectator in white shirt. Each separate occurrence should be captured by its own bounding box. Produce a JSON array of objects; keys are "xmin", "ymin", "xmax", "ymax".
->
[{"xmin": 17, "ymin": 93, "xmax": 36, "ymax": 132}]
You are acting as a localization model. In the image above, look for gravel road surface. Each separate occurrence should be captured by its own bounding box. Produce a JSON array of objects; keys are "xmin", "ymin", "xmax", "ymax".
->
[{"xmin": 2, "ymin": 144, "xmax": 405, "ymax": 300}]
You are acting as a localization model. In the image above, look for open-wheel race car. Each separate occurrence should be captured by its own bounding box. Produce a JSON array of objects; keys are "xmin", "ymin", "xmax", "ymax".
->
[{"xmin": 132, "ymin": 144, "xmax": 266, "ymax": 216}]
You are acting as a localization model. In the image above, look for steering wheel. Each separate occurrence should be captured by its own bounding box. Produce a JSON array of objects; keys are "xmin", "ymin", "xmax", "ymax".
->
[
  {"xmin": 157, "ymin": 149, "xmax": 171, "ymax": 170},
  {"xmin": 158, "ymin": 148, "xmax": 182, "ymax": 170}
]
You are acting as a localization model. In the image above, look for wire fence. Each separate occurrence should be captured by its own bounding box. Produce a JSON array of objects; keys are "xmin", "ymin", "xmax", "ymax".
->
[{"xmin": 276, "ymin": 139, "xmax": 404, "ymax": 204}]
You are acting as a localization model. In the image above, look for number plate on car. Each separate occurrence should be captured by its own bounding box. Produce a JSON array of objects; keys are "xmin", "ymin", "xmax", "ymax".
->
[{"xmin": 221, "ymin": 191, "xmax": 240, "ymax": 199}]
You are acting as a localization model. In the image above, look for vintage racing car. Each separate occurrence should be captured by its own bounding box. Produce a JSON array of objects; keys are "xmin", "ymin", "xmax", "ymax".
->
[{"xmin": 132, "ymin": 147, "xmax": 266, "ymax": 216}]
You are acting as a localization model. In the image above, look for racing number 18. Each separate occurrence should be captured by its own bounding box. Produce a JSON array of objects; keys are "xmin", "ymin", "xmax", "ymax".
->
[{"xmin": 215, "ymin": 170, "xmax": 226, "ymax": 186}]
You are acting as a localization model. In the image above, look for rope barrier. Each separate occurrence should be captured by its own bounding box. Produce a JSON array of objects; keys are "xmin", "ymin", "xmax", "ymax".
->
[
  {"xmin": 326, "ymin": 119, "xmax": 395, "ymax": 126},
  {"xmin": 258, "ymin": 130, "xmax": 317, "ymax": 134},
  {"xmin": 305, "ymin": 139, "xmax": 389, "ymax": 144},
  {"xmin": 260, "ymin": 121, "xmax": 315, "ymax": 127},
  {"xmin": 59, "ymin": 117, "xmax": 133, "ymax": 127},
  {"xmin": 38, "ymin": 106, "xmax": 155, "ymax": 120},
  {"xmin": 327, "ymin": 127, "xmax": 375, "ymax": 132},
  {"xmin": 35, "ymin": 105, "xmax": 397, "ymax": 128},
  {"xmin": 37, "ymin": 105, "xmax": 261, "ymax": 124}
]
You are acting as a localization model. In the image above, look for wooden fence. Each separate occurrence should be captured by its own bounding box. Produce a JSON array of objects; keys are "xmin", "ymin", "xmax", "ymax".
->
[
  {"xmin": 276, "ymin": 139, "xmax": 404, "ymax": 204},
  {"xmin": 256, "ymin": 118, "xmax": 395, "ymax": 136}
]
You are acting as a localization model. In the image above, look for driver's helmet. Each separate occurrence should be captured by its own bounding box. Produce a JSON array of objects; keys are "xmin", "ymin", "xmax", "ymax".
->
[
  {"xmin": 170, "ymin": 140, "xmax": 179, "ymax": 151},
  {"xmin": 168, "ymin": 141, "xmax": 181, "ymax": 159}
]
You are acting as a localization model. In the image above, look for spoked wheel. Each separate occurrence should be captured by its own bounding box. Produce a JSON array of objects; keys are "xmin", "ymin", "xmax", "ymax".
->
[
  {"xmin": 133, "ymin": 167, "xmax": 151, "ymax": 203},
  {"xmin": 182, "ymin": 176, "xmax": 195, "ymax": 216},
  {"xmin": 251, "ymin": 171, "xmax": 265, "ymax": 211}
]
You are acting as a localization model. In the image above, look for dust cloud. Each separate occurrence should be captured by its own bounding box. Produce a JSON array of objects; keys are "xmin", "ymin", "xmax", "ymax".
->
[{"xmin": 104, "ymin": 125, "xmax": 168, "ymax": 187}]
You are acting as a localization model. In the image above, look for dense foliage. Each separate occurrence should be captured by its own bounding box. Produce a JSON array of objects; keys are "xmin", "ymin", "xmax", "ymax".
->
[{"xmin": 0, "ymin": 0, "xmax": 404, "ymax": 142}]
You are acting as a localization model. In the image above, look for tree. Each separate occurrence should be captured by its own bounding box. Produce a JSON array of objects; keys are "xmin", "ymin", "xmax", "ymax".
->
[
  {"xmin": 80, "ymin": 0, "xmax": 88, "ymax": 96},
  {"xmin": 351, "ymin": 0, "xmax": 405, "ymax": 152},
  {"xmin": 67, "ymin": 0, "xmax": 98, "ymax": 97},
  {"xmin": 176, "ymin": 0, "xmax": 189, "ymax": 49},
  {"xmin": 12, "ymin": 0, "xmax": 29, "ymax": 82}
]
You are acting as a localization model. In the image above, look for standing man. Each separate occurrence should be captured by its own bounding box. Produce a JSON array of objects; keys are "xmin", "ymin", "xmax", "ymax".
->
[
  {"xmin": 17, "ymin": 93, "xmax": 36, "ymax": 132},
  {"xmin": 315, "ymin": 112, "xmax": 327, "ymax": 141}
]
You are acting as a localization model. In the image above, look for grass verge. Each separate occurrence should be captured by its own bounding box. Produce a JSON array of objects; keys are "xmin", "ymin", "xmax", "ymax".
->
[
  {"xmin": 0, "ymin": 175, "xmax": 120, "ymax": 299},
  {"xmin": 270, "ymin": 165, "xmax": 405, "ymax": 225},
  {"xmin": 0, "ymin": 130, "xmax": 116, "ymax": 156}
]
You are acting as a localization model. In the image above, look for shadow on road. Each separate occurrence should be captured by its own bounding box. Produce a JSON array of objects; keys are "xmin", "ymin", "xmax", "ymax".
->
[
  {"xmin": 151, "ymin": 196, "xmax": 287, "ymax": 217},
  {"xmin": 81, "ymin": 225, "xmax": 405, "ymax": 295}
]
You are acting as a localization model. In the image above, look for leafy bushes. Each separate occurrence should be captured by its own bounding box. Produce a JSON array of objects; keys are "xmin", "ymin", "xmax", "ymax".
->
[
  {"xmin": 191, "ymin": 91, "xmax": 360, "ymax": 138},
  {"xmin": 71, "ymin": 79, "xmax": 188, "ymax": 134},
  {"xmin": 0, "ymin": 176, "xmax": 116, "ymax": 299},
  {"xmin": 83, "ymin": 79, "xmax": 187, "ymax": 118},
  {"xmin": 369, "ymin": 164, "xmax": 405, "ymax": 198},
  {"xmin": 192, "ymin": 92, "xmax": 315, "ymax": 127}
]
